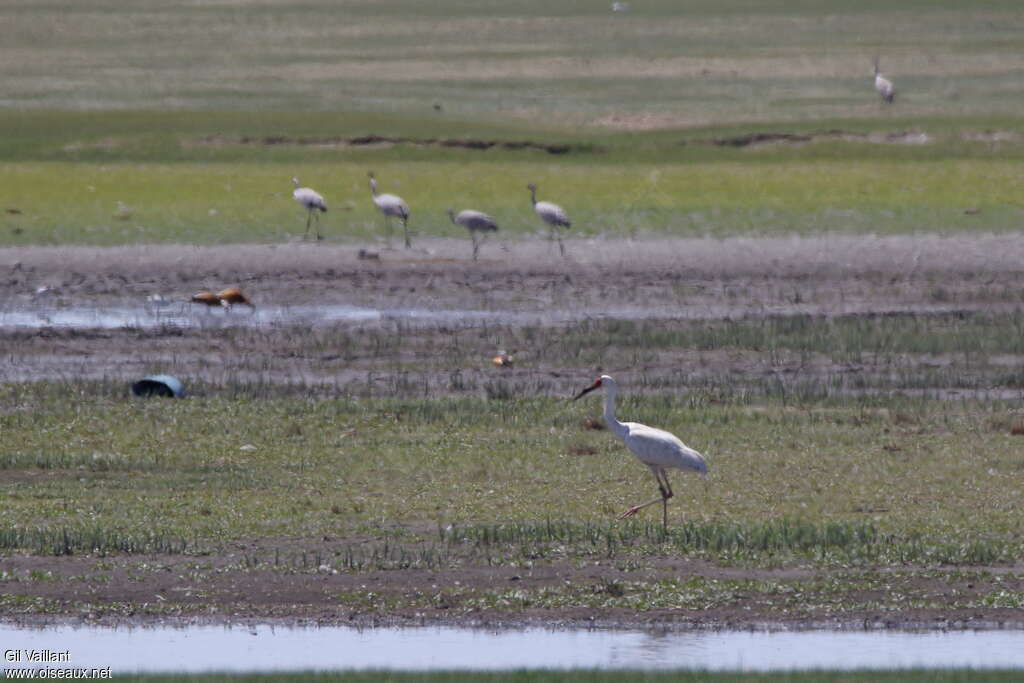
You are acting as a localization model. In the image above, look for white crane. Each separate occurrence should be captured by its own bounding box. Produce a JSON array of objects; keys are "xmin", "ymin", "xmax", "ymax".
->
[
  {"xmin": 527, "ymin": 183, "xmax": 571, "ymax": 257},
  {"xmin": 874, "ymin": 58, "xmax": 895, "ymax": 104},
  {"xmin": 574, "ymin": 375, "xmax": 707, "ymax": 529},
  {"xmin": 369, "ymin": 172, "xmax": 412, "ymax": 248},
  {"xmin": 292, "ymin": 177, "xmax": 327, "ymax": 240},
  {"xmin": 448, "ymin": 208, "xmax": 498, "ymax": 261}
]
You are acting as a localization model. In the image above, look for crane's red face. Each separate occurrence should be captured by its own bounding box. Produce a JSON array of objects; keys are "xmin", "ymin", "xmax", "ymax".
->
[{"xmin": 572, "ymin": 377, "xmax": 603, "ymax": 401}]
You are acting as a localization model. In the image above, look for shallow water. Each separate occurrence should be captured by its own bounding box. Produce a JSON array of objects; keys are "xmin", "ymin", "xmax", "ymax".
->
[
  {"xmin": 0, "ymin": 300, "xmax": 983, "ymax": 331},
  {"xmin": 0, "ymin": 302, "xmax": 659, "ymax": 330},
  {"xmin": 2, "ymin": 623, "xmax": 1023, "ymax": 673},
  {"xmin": 0, "ymin": 303, "xmax": 534, "ymax": 330}
]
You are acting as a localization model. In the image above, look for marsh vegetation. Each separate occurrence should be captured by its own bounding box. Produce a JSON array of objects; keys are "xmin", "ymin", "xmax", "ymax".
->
[{"xmin": 1, "ymin": 0, "xmax": 1023, "ymax": 637}]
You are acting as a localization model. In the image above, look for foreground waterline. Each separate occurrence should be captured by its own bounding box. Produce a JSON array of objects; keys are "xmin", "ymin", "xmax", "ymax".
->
[{"xmin": 2, "ymin": 623, "xmax": 1023, "ymax": 673}]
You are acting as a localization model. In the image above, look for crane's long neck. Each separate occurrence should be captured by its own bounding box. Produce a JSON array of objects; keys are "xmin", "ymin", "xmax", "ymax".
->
[
  {"xmin": 602, "ymin": 384, "xmax": 628, "ymax": 440},
  {"xmin": 529, "ymin": 187, "xmax": 537, "ymax": 206},
  {"xmin": 370, "ymin": 179, "xmax": 378, "ymax": 197}
]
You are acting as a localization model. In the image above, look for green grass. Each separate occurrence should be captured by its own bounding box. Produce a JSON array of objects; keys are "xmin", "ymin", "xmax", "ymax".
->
[
  {"xmin": 2, "ymin": 0, "xmax": 1024, "ymax": 244},
  {"xmin": 549, "ymin": 313, "xmax": 1024, "ymax": 359},
  {"xmin": 3, "ymin": 0, "xmax": 1024, "ymax": 127},
  {"xmin": 1, "ymin": 383, "xmax": 1023, "ymax": 567},
  {"xmin": 3, "ymin": 152, "xmax": 1024, "ymax": 246}
]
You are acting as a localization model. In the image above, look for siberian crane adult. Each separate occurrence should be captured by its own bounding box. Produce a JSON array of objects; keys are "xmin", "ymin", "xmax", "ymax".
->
[
  {"xmin": 574, "ymin": 375, "xmax": 707, "ymax": 529},
  {"xmin": 874, "ymin": 58, "xmax": 895, "ymax": 104},
  {"xmin": 527, "ymin": 183, "xmax": 571, "ymax": 257},
  {"xmin": 448, "ymin": 208, "xmax": 498, "ymax": 261},
  {"xmin": 292, "ymin": 177, "xmax": 327, "ymax": 240},
  {"xmin": 368, "ymin": 172, "xmax": 412, "ymax": 248}
]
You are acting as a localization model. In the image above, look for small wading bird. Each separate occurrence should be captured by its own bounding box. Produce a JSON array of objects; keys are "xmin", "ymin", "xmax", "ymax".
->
[
  {"xmin": 292, "ymin": 177, "xmax": 327, "ymax": 240},
  {"xmin": 368, "ymin": 172, "xmax": 411, "ymax": 248},
  {"xmin": 527, "ymin": 183, "xmax": 571, "ymax": 257},
  {"xmin": 190, "ymin": 287, "xmax": 255, "ymax": 312},
  {"xmin": 145, "ymin": 294, "xmax": 179, "ymax": 315},
  {"xmin": 874, "ymin": 58, "xmax": 895, "ymax": 104},
  {"xmin": 448, "ymin": 208, "xmax": 498, "ymax": 261},
  {"xmin": 574, "ymin": 375, "xmax": 707, "ymax": 529}
]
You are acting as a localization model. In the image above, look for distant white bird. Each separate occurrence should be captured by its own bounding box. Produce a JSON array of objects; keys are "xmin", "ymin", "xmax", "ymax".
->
[
  {"xmin": 113, "ymin": 201, "xmax": 133, "ymax": 221},
  {"xmin": 527, "ymin": 183, "xmax": 571, "ymax": 257},
  {"xmin": 369, "ymin": 172, "xmax": 411, "ymax": 248},
  {"xmin": 574, "ymin": 375, "xmax": 707, "ymax": 529},
  {"xmin": 611, "ymin": 2, "xmax": 630, "ymax": 11},
  {"xmin": 448, "ymin": 208, "xmax": 498, "ymax": 261},
  {"xmin": 292, "ymin": 177, "xmax": 327, "ymax": 240},
  {"xmin": 145, "ymin": 294, "xmax": 174, "ymax": 315},
  {"xmin": 874, "ymin": 58, "xmax": 895, "ymax": 104}
]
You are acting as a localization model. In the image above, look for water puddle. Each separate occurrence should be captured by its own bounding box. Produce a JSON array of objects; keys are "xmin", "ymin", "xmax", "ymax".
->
[
  {"xmin": 1, "ymin": 623, "xmax": 1023, "ymax": 673},
  {"xmin": 0, "ymin": 304, "xmax": 544, "ymax": 331},
  {"xmin": 0, "ymin": 303, "xmax": 672, "ymax": 331},
  {"xmin": 0, "ymin": 300, "xmax": 1002, "ymax": 332}
]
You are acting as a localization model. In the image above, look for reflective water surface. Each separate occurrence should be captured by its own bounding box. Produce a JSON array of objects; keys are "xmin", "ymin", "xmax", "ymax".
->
[
  {"xmin": 0, "ymin": 299, "xmax": 979, "ymax": 331},
  {"xmin": 2, "ymin": 623, "xmax": 1023, "ymax": 673},
  {"xmin": 0, "ymin": 303, "xmax": 598, "ymax": 330}
]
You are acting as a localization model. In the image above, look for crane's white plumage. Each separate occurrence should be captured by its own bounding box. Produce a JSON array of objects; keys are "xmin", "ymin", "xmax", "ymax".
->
[
  {"xmin": 528, "ymin": 183, "xmax": 571, "ymax": 256},
  {"xmin": 448, "ymin": 208, "xmax": 498, "ymax": 261},
  {"xmin": 574, "ymin": 375, "xmax": 706, "ymax": 528},
  {"xmin": 873, "ymin": 59, "xmax": 895, "ymax": 104},
  {"xmin": 292, "ymin": 177, "xmax": 327, "ymax": 240},
  {"xmin": 369, "ymin": 172, "xmax": 412, "ymax": 248}
]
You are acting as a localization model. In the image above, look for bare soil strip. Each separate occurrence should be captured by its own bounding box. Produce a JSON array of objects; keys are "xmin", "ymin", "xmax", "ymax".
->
[
  {"xmin": 3, "ymin": 550, "xmax": 1024, "ymax": 629},
  {"xmin": 188, "ymin": 134, "xmax": 580, "ymax": 154}
]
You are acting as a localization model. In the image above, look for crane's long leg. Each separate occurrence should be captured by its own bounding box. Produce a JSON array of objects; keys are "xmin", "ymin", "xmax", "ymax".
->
[
  {"xmin": 556, "ymin": 228, "xmax": 566, "ymax": 257},
  {"xmin": 314, "ymin": 210, "xmax": 322, "ymax": 241},
  {"xmin": 304, "ymin": 209, "xmax": 313, "ymax": 239},
  {"xmin": 472, "ymin": 230, "xmax": 491, "ymax": 260},
  {"xmin": 660, "ymin": 469, "xmax": 674, "ymax": 499},
  {"xmin": 619, "ymin": 467, "xmax": 672, "ymax": 524},
  {"xmin": 618, "ymin": 495, "xmax": 665, "ymax": 519},
  {"xmin": 384, "ymin": 216, "xmax": 393, "ymax": 248},
  {"xmin": 402, "ymin": 218, "xmax": 412, "ymax": 249},
  {"xmin": 657, "ymin": 469, "xmax": 675, "ymax": 530}
]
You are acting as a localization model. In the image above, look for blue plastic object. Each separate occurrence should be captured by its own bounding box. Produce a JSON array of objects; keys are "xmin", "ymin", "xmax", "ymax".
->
[{"xmin": 131, "ymin": 375, "xmax": 185, "ymax": 398}]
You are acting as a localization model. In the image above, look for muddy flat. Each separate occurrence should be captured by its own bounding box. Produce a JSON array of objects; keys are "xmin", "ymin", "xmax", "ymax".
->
[
  {"xmin": 3, "ymin": 549, "xmax": 1024, "ymax": 630},
  {"xmin": 4, "ymin": 234, "xmax": 1024, "ymax": 394},
  {"xmin": 4, "ymin": 235, "xmax": 1024, "ymax": 629}
]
